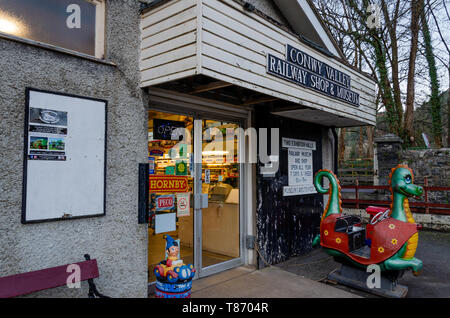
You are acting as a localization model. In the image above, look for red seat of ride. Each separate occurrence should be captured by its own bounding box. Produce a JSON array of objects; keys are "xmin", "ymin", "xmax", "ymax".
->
[{"xmin": 366, "ymin": 206, "xmax": 389, "ymax": 220}]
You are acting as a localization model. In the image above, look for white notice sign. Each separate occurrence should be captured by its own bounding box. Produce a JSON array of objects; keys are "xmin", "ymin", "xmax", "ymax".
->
[
  {"xmin": 282, "ymin": 137, "xmax": 316, "ymax": 150},
  {"xmin": 176, "ymin": 192, "xmax": 190, "ymax": 217},
  {"xmin": 205, "ymin": 169, "xmax": 210, "ymax": 184},
  {"xmin": 283, "ymin": 140, "xmax": 316, "ymax": 196}
]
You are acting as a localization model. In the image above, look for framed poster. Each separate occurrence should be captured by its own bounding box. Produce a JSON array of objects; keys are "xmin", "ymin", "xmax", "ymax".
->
[{"xmin": 22, "ymin": 88, "xmax": 107, "ymax": 223}]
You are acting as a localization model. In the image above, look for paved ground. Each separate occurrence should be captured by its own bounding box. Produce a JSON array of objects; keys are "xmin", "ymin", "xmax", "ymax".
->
[
  {"xmin": 276, "ymin": 230, "xmax": 450, "ymax": 298},
  {"xmin": 191, "ymin": 265, "xmax": 360, "ymax": 298}
]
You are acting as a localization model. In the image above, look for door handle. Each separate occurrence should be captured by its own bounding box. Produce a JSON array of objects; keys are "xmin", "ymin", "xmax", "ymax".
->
[{"xmin": 194, "ymin": 193, "xmax": 208, "ymax": 209}]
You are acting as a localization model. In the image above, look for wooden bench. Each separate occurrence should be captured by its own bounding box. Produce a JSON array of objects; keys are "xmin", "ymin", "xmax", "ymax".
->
[{"xmin": 0, "ymin": 254, "xmax": 108, "ymax": 298}]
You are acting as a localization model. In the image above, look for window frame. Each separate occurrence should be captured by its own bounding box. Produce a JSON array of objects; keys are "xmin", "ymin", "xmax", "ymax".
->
[
  {"xmin": 0, "ymin": 0, "xmax": 106, "ymax": 60},
  {"xmin": 89, "ymin": 0, "xmax": 106, "ymax": 59}
]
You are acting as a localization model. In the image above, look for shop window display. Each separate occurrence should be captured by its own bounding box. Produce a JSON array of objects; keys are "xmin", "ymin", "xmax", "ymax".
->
[{"xmin": 148, "ymin": 111, "xmax": 240, "ymax": 283}]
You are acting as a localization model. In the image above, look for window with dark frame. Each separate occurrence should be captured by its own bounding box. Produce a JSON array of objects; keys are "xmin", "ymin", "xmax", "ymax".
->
[{"xmin": 0, "ymin": 0, "xmax": 104, "ymax": 58}]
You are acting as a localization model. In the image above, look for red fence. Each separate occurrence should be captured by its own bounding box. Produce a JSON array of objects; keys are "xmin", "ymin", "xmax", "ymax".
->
[{"xmin": 342, "ymin": 178, "xmax": 450, "ymax": 216}]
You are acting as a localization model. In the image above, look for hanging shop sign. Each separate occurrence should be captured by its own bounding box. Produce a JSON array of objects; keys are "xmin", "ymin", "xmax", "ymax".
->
[
  {"xmin": 156, "ymin": 194, "xmax": 175, "ymax": 211},
  {"xmin": 267, "ymin": 45, "xmax": 360, "ymax": 107},
  {"xmin": 153, "ymin": 119, "xmax": 185, "ymax": 141},
  {"xmin": 178, "ymin": 143, "xmax": 188, "ymax": 158},
  {"xmin": 149, "ymin": 157, "xmax": 155, "ymax": 175},
  {"xmin": 149, "ymin": 176, "xmax": 189, "ymax": 193},
  {"xmin": 165, "ymin": 166, "xmax": 175, "ymax": 175},
  {"xmin": 205, "ymin": 169, "xmax": 210, "ymax": 184},
  {"xmin": 149, "ymin": 147, "xmax": 164, "ymax": 156},
  {"xmin": 22, "ymin": 88, "xmax": 107, "ymax": 223},
  {"xmin": 175, "ymin": 160, "xmax": 188, "ymax": 176},
  {"xmin": 282, "ymin": 137, "xmax": 317, "ymax": 196}
]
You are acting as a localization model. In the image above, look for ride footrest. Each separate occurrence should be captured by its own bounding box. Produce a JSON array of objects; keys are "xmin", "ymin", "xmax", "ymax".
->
[{"xmin": 349, "ymin": 245, "xmax": 371, "ymax": 259}]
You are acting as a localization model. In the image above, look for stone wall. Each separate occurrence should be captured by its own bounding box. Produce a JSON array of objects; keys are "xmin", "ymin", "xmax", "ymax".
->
[
  {"xmin": 346, "ymin": 135, "xmax": 450, "ymax": 230},
  {"xmin": 400, "ymin": 148, "xmax": 450, "ymax": 187},
  {"xmin": 375, "ymin": 133, "xmax": 450, "ymax": 204},
  {"xmin": 374, "ymin": 134, "xmax": 403, "ymax": 186}
]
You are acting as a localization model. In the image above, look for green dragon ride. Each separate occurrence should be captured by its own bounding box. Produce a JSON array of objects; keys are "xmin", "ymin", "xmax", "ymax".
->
[{"xmin": 312, "ymin": 165, "xmax": 423, "ymax": 275}]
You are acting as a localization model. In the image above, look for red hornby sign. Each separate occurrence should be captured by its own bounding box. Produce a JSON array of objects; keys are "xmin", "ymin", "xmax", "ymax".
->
[{"xmin": 149, "ymin": 176, "xmax": 189, "ymax": 193}]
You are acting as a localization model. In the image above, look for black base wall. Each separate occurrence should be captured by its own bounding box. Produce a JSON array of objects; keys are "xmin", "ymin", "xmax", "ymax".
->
[{"xmin": 256, "ymin": 109, "xmax": 325, "ymax": 267}]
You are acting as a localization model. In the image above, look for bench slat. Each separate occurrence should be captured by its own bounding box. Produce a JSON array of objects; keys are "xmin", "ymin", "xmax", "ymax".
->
[{"xmin": 0, "ymin": 259, "xmax": 99, "ymax": 298}]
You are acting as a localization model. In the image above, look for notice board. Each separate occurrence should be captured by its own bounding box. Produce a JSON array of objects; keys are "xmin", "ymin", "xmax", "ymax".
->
[
  {"xmin": 22, "ymin": 88, "xmax": 107, "ymax": 223},
  {"xmin": 282, "ymin": 137, "xmax": 317, "ymax": 196}
]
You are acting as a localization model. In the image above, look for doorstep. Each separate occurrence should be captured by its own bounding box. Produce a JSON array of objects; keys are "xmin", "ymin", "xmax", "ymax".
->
[{"xmin": 191, "ymin": 265, "xmax": 361, "ymax": 298}]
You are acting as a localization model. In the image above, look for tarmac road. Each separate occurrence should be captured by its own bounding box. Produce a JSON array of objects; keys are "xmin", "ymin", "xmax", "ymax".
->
[{"xmin": 276, "ymin": 230, "xmax": 450, "ymax": 298}]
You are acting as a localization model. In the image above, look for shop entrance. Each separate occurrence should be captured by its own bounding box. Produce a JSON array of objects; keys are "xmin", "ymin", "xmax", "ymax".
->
[{"xmin": 147, "ymin": 110, "xmax": 243, "ymax": 285}]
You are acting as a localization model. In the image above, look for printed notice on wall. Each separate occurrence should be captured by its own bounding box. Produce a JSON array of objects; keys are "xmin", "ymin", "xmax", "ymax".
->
[
  {"xmin": 28, "ymin": 108, "xmax": 68, "ymax": 161},
  {"xmin": 23, "ymin": 89, "xmax": 106, "ymax": 223},
  {"xmin": 282, "ymin": 138, "xmax": 317, "ymax": 196}
]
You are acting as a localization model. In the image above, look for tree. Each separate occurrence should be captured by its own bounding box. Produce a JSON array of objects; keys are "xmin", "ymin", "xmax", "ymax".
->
[
  {"xmin": 421, "ymin": 0, "xmax": 443, "ymax": 147},
  {"xmin": 338, "ymin": 128, "xmax": 346, "ymax": 164},
  {"xmin": 314, "ymin": 0, "xmax": 419, "ymax": 140},
  {"xmin": 427, "ymin": 0, "xmax": 450, "ymax": 147},
  {"xmin": 404, "ymin": 0, "xmax": 423, "ymax": 145},
  {"xmin": 313, "ymin": 0, "xmax": 448, "ymax": 148}
]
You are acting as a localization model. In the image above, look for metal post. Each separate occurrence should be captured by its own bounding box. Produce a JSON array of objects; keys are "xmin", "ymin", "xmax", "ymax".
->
[
  {"xmin": 424, "ymin": 177, "xmax": 429, "ymax": 214},
  {"xmin": 355, "ymin": 179, "xmax": 359, "ymax": 209}
]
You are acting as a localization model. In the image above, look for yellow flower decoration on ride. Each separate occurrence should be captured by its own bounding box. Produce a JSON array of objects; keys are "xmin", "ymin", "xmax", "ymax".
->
[
  {"xmin": 335, "ymin": 237, "xmax": 342, "ymax": 244},
  {"xmin": 324, "ymin": 230, "xmax": 329, "ymax": 236},
  {"xmin": 378, "ymin": 247, "xmax": 385, "ymax": 253},
  {"xmin": 391, "ymin": 238, "xmax": 398, "ymax": 245},
  {"xmin": 388, "ymin": 224, "xmax": 396, "ymax": 230}
]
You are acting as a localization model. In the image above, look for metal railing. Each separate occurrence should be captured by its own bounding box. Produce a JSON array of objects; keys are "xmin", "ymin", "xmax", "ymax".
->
[{"xmin": 341, "ymin": 178, "xmax": 450, "ymax": 215}]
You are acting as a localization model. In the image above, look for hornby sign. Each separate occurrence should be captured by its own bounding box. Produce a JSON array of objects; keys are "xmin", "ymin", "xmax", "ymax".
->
[{"xmin": 149, "ymin": 176, "xmax": 189, "ymax": 193}]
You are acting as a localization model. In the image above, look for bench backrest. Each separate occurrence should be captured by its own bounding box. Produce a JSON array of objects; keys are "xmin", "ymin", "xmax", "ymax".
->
[{"xmin": 0, "ymin": 259, "xmax": 99, "ymax": 298}]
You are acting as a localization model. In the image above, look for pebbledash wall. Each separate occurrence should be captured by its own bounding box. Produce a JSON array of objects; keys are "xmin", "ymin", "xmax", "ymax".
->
[{"xmin": 0, "ymin": 1, "xmax": 149, "ymax": 297}]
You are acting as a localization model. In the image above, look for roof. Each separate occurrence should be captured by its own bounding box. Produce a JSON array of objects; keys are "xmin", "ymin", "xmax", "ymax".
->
[
  {"xmin": 140, "ymin": 0, "xmax": 375, "ymax": 82},
  {"xmin": 273, "ymin": 0, "xmax": 344, "ymax": 59}
]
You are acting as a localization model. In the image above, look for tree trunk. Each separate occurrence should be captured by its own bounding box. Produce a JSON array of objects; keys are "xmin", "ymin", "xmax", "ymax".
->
[
  {"xmin": 382, "ymin": 0, "xmax": 403, "ymax": 130},
  {"xmin": 358, "ymin": 127, "xmax": 364, "ymax": 157},
  {"xmin": 347, "ymin": 0, "xmax": 401, "ymax": 136},
  {"xmin": 366, "ymin": 126, "xmax": 374, "ymax": 158},
  {"xmin": 404, "ymin": 0, "xmax": 422, "ymax": 146},
  {"xmin": 373, "ymin": 37, "xmax": 399, "ymax": 135},
  {"xmin": 447, "ymin": 54, "xmax": 450, "ymax": 147},
  {"xmin": 338, "ymin": 128, "xmax": 346, "ymax": 164},
  {"xmin": 421, "ymin": 0, "xmax": 443, "ymax": 147}
]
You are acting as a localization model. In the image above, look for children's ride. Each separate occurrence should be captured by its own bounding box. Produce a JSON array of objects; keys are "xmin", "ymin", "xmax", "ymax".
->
[
  {"xmin": 154, "ymin": 235, "xmax": 195, "ymax": 298},
  {"xmin": 313, "ymin": 165, "xmax": 423, "ymax": 275}
]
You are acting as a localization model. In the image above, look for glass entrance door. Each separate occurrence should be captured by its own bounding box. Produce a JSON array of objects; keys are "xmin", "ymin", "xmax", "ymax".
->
[
  {"xmin": 196, "ymin": 119, "xmax": 242, "ymax": 275},
  {"xmin": 147, "ymin": 110, "xmax": 243, "ymax": 284},
  {"xmin": 147, "ymin": 111, "xmax": 194, "ymax": 283}
]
